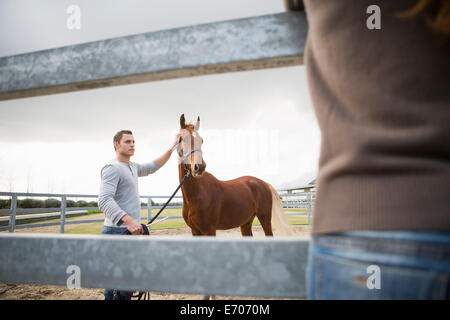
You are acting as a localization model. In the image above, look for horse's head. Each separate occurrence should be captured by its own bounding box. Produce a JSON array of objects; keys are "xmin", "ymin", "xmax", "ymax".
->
[{"xmin": 178, "ymin": 114, "xmax": 207, "ymax": 177}]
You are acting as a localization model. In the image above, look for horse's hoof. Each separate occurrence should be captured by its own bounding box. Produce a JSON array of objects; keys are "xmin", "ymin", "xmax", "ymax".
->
[{"xmin": 202, "ymin": 295, "xmax": 210, "ymax": 300}]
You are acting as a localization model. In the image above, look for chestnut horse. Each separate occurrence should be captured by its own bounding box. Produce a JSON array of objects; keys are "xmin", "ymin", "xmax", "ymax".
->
[{"xmin": 177, "ymin": 114, "xmax": 294, "ymax": 237}]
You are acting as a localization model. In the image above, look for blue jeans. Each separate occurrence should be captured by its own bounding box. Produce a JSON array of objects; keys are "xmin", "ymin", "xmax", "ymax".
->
[
  {"xmin": 101, "ymin": 225, "xmax": 134, "ymax": 300},
  {"xmin": 307, "ymin": 231, "xmax": 450, "ymax": 299}
]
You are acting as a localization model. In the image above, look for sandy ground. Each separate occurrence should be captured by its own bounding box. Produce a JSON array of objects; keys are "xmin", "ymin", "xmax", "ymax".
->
[{"xmin": 0, "ymin": 219, "xmax": 310, "ymax": 300}]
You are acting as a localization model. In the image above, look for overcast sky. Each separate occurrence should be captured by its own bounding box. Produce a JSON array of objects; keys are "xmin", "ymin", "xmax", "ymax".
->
[{"xmin": 0, "ymin": 0, "xmax": 320, "ymax": 198}]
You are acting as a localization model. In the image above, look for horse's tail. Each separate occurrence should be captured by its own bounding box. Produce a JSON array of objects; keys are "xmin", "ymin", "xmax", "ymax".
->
[{"xmin": 267, "ymin": 184, "xmax": 296, "ymax": 236}]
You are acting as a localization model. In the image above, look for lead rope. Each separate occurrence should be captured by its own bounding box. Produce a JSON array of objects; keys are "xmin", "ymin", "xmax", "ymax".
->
[{"xmin": 146, "ymin": 170, "xmax": 189, "ymax": 225}]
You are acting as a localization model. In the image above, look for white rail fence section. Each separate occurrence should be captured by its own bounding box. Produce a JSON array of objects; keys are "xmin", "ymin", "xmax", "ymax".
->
[
  {"xmin": 0, "ymin": 191, "xmax": 314, "ymax": 233},
  {"xmin": 279, "ymin": 192, "xmax": 315, "ymax": 225},
  {"xmin": 0, "ymin": 192, "xmax": 182, "ymax": 233}
]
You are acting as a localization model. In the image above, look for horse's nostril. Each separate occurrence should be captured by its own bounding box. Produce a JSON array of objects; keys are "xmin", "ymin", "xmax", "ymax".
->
[{"xmin": 194, "ymin": 164, "xmax": 199, "ymax": 171}]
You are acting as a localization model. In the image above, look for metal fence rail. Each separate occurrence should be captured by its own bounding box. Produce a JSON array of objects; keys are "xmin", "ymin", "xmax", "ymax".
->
[
  {"xmin": 0, "ymin": 191, "xmax": 313, "ymax": 297},
  {"xmin": 0, "ymin": 5, "xmax": 313, "ymax": 225},
  {"xmin": 0, "ymin": 11, "xmax": 307, "ymax": 101},
  {"xmin": 0, "ymin": 233, "xmax": 309, "ymax": 298}
]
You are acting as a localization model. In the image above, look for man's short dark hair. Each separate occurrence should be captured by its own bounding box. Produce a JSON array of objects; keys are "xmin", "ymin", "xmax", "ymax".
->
[{"xmin": 113, "ymin": 130, "xmax": 133, "ymax": 151}]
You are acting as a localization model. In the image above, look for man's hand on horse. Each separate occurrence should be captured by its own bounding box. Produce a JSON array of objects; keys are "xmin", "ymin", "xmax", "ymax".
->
[
  {"xmin": 172, "ymin": 133, "xmax": 181, "ymax": 150},
  {"xmin": 121, "ymin": 214, "xmax": 143, "ymax": 235},
  {"xmin": 171, "ymin": 133, "xmax": 181, "ymax": 152}
]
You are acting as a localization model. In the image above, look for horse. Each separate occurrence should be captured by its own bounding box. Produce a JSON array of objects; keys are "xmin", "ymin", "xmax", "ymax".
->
[{"xmin": 177, "ymin": 114, "xmax": 295, "ymax": 237}]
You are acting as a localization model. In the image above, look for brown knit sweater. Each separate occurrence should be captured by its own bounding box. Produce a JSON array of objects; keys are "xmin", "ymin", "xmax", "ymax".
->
[{"xmin": 303, "ymin": 0, "xmax": 450, "ymax": 235}]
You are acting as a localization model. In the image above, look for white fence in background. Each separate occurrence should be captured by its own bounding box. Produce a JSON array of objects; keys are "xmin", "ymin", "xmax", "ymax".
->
[{"xmin": 0, "ymin": 190, "xmax": 315, "ymax": 233}]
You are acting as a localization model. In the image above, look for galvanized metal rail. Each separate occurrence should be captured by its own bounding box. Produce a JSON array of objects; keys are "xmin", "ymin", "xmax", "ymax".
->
[
  {"xmin": 0, "ymin": 11, "xmax": 307, "ymax": 101},
  {"xmin": 0, "ymin": 233, "xmax": 310, "ymax": 298}
]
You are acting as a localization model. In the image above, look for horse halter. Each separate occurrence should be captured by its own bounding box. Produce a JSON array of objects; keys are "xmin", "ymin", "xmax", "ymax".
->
[{"xmin": 177, "ymin": 141, "xmax": 202, "ymax": 163}]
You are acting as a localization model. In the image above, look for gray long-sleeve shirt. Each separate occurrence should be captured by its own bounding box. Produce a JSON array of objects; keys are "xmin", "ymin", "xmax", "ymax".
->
[{"xmin": 98, "ymin": 158, "xmax": 160, "ymax": 228}]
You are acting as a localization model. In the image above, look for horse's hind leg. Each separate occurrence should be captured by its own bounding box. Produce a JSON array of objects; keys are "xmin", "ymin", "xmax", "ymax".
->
[
  {"xmin": 259, "ymin": 218, "xmax": 273, "ymax": 236},
  {"xmin": 240, "ymin": 219, "xmax": 254, "ymax": 237},
  {"xmin": 257, "ymin": 209, "xmax": 274, "ymax": 236}
]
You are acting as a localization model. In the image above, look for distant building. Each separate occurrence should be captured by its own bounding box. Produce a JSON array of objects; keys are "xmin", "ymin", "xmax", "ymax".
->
[{"xmin": 281, "ymin": 178, "xmax": 316, "ymax": 194}]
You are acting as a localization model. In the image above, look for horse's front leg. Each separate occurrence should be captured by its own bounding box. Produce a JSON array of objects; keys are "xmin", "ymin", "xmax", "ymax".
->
[
  {"xmin": 190, "ymin": 227, "xmax": 202, "ymax": 236},
  {"xmin": 191, "ymin": 225, "xmax": 216, "ymax": 236},
  {"xmin": 201, "ymin": 229, "xmax": 216, "ymax": 236},
  {"xmin": 189, "ymin": 206, "xmax": 217, "ymax": 236}
]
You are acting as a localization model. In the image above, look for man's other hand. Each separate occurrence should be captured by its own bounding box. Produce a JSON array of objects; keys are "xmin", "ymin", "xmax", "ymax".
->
[{"xmin": 121, "ymin": 214, "xmax": 143, "ymax": 235}]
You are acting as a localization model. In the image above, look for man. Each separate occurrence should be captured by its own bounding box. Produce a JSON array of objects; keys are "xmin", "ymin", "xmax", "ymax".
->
[{"xmin": 98, "ymin": 129, "xmax": 180, "ymax": 300}]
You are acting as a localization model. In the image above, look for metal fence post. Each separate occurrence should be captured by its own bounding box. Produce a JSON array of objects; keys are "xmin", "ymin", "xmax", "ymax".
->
[
  {"xmin": 8, "ymin": 193, "xmax": 17, "ymax": 233},
  {"xmin": 60, "ymin": 195, "xmax": 66, "ymax": 234},
  {"xmin": 307, "ymin": 193, "xmax": 312, "ymax": 225},
  {"xmin": 147, "ymin": 197, "xmax": 152, "ymax": 230}
]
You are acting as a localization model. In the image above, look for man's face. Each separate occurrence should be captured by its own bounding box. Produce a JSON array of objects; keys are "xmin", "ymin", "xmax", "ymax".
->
[{"xmin": 115, "ymin": 134, "xmax": 135, "ymax": 157}]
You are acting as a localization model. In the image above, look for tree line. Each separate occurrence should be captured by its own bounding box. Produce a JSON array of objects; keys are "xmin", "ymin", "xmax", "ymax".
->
[
  {"xmin": 0, "ymin": 198, "xmax": 98, "ymax": 209},
  {"xmin": 0, "ymin": 198, "xmax": 173, "ymax": 209}
]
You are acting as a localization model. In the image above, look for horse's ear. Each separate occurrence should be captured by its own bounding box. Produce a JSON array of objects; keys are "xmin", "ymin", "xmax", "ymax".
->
[
  {"xmin": 180, "ymin": 114, "xmax": 186, "ymax": 129},
  {"xmin": 194, "ymin": 116, "xmax": 200, "ymax": 131}
]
